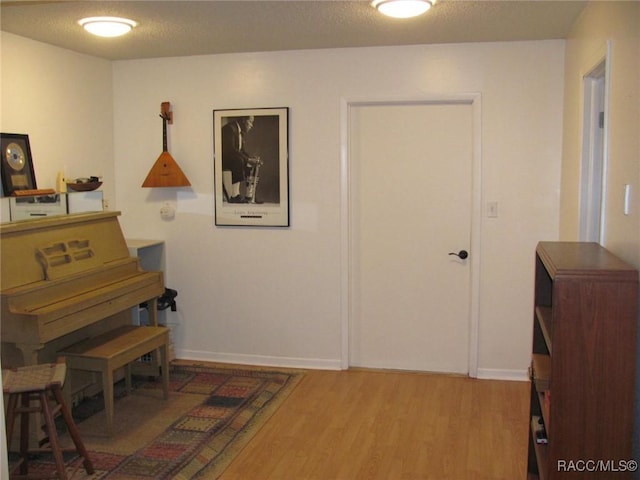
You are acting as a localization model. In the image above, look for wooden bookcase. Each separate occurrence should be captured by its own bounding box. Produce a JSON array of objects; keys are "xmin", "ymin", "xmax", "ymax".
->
[{"xmin": 527, "ymin": 242, "xmax": 638, "ymax": 479}]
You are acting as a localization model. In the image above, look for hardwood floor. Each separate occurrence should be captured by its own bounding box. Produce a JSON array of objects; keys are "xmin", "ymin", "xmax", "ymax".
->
[{"xmin": 221, "ymin": 368, "xmax": 530, "ymax": 480}]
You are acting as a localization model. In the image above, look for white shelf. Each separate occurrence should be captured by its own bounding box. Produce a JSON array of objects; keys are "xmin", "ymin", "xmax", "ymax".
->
[
  {"xmin": 126, "ymin": 239, "xmax": 166, "ymax": 326},
  {"xmin": 126, "ymin": 238, "xmax": 177, "ymax": 366}
]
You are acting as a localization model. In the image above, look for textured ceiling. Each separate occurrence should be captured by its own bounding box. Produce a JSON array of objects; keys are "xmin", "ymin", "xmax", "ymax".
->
[{"xmin": 0, "ymin": 0, "xmax": 588, "ymax": 61}]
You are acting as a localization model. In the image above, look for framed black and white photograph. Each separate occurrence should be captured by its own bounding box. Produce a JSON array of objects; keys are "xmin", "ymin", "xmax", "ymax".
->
[
  {"xmin": 1, "ymin": 133, "xmax": 37, "ymax": 196},
  {"xmin": 213, "ymin": 107, "xmax": 289, "ymax": 227}
]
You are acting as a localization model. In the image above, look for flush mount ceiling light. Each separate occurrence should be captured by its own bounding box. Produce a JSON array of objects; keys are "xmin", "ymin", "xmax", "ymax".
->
[
  {"xmin": 372, "ymin": 0, "xmax": 433, "ymax": 18},
  {"xmin": 78, "ymin": 17, "xmax": 137, "ymax": 37}
]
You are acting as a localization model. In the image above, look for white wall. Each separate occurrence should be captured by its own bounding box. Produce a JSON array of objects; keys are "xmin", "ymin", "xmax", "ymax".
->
[
  {"xmin": 111, "ymin": 41, "xmax": 564, "ymax": 375},
  {"xmin": 0, "ymin": 33, "xmax": 114, "ymax": 203},
  {"xmin": 0, "ymin": 32, "xmax": 565, "ymax": 376}
]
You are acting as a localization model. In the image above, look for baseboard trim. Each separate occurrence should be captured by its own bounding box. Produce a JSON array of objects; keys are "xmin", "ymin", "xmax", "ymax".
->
[
  {"xmin": 476, "ymin": 368, "xmax": 529, "ymax": 382},
  {"xmin": 176, "ymin": 349, "xmax": 342, "ymax": 371},
  {"xmin": 175, "ymin": 350, "xmax": 529, "ymax": 380}
]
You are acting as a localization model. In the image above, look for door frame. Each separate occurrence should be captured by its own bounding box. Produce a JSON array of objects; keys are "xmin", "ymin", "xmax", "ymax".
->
[
  {"xmin": 340, "ymin": 94, "xmax": 482, "ymax": 376},
  {"xmin": 579, "ymin": 40, "xmax": 611, "ymax": 244}
]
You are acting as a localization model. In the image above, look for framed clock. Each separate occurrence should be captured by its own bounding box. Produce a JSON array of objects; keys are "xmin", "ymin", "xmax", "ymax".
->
[{"xmin": 1, "ymin": 133, "xmax": 37, "ymax": 196}]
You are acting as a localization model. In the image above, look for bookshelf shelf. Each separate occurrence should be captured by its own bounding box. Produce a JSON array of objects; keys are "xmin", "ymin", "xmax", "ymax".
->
[{"xmin": 534, "ymin": 307, "xmax": 553, "ymax": 353}]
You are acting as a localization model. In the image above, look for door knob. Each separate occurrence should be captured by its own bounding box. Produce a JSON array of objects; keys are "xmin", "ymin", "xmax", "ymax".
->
[{"xmin": 448, "ymin": 250, "xmax": 469, "ymax": 260}]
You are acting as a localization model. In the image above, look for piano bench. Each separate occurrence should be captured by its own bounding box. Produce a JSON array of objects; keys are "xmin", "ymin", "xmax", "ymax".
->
[{"xmin": 59, "ymin": 325, "xmax": 170, "ymax": 434}]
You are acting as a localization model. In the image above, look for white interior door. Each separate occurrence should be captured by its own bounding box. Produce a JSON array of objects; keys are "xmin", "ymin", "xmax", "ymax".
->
[{"xmin": 349, "ymin": 102, "xmax": 473, "ymax": 374}]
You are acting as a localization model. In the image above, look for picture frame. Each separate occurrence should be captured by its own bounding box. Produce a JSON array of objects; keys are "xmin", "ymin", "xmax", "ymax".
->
[
  {"xmin": 213, "ymin": 107, "xmax": 289, "ymax": 227},
  {"xmin": 1, "ymin": 133, "xmax": 37, "ymax": 196}
]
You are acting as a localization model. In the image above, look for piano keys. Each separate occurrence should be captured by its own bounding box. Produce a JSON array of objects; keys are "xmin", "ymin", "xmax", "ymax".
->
[{"xmin": 1, "ymin": 211, "xmax": 164, "ymax": 366}]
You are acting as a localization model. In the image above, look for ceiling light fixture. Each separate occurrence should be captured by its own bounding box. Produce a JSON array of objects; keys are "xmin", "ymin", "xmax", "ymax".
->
[
  {"xmin": 78, "ymin": 17, "xmax": 137, "ymax": 37},
  {"xmin": 372, "ymin": 0, "xmax": 433, "ymax": 18}
]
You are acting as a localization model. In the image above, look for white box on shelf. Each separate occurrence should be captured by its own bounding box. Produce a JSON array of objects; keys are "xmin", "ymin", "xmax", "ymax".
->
[
  {"xmin": 9, "ymin": 194, "xmax": 66, "ymax": 221},
  {"xmin": 0, "ymin": 197, "xmax": 10, "ymax": 222},
  {"xmin": 67, "ymin": 191, "xmax": 103, "ymax": 214}
]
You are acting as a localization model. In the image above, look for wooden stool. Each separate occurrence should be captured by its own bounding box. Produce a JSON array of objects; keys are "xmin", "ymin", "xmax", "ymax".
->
[
  {"xmin": 60, "ymin": 325, "xmax": 170, "ymax": 434},
  {"xmin": 3, "ymin": 362, "xmax": 94, "ymax": 480}
]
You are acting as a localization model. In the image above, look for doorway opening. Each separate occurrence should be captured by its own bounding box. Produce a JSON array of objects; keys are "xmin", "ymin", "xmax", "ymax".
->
[{"xmin": 579, "ymin": 51, "xmax": 609, "ymax": 244}]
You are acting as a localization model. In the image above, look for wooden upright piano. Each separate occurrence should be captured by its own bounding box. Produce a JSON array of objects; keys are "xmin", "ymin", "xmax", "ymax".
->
[{"xmin": 1, "ymin": 211, "xmax": 164, "ymax": 367}]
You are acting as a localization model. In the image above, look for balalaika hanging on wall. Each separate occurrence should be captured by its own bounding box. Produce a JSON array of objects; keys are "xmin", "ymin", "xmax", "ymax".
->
[{"xmin": 142, "ymin": 102, "xmax": 191, "ymax": 188}]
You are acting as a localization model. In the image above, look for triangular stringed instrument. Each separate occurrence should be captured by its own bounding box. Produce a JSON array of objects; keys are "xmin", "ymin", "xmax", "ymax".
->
[{"xmin": 142, "ymin": 102, "xmax": 191, "ymax": 187}]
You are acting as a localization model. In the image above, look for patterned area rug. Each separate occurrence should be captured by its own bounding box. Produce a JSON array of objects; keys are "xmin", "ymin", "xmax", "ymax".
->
[{"xmin": 8, "ymin": 360, "xmax": 304, "ymax": 479}]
